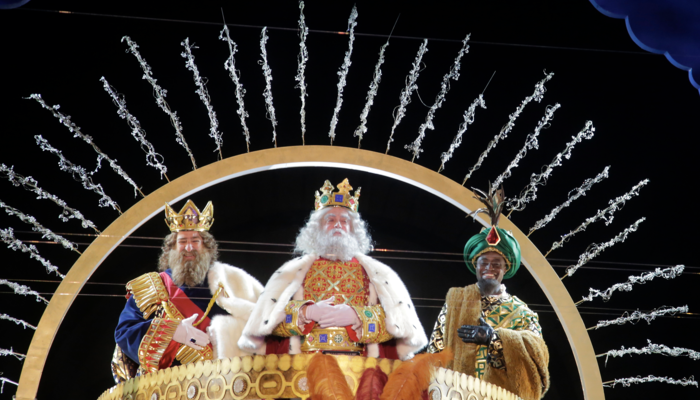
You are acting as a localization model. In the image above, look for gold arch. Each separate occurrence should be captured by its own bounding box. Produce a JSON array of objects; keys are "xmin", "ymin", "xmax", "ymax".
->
[{"xmin": 16, "ymin": 146, "xmax": 604, "ymax": 400}]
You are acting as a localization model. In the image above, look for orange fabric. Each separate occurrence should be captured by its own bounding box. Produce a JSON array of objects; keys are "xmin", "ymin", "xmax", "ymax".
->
[
  {"xmin": 380, "ymin": 350, "xmax": 453, "ymax": 400},
  {"xmin": 308, "ymin": 354, "xmax": 354, "ymax": 400},
  {"xmin": 303, "ymin": 258, "xmax": 369, "ymax": 306}
]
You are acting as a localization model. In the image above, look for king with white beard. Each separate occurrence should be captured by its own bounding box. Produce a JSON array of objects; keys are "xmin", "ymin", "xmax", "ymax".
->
[{"xmin": 239, "ymin": 179, "xmax": 427, "ymax": 360}]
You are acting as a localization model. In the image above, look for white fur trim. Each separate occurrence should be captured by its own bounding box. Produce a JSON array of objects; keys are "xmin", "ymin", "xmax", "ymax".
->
[{"xmin": 210, "ymin": 315, "xmax": 259, "ymax": 358}]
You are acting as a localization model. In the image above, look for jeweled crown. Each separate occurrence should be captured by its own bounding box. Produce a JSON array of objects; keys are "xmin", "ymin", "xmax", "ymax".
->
[
  {"xmin": 314, "ymin": 178, "xmax": 361, "ymax": 212},
  {"xmin": 164, "ymin": 200, "xmax": 214, "ymax": 232}
]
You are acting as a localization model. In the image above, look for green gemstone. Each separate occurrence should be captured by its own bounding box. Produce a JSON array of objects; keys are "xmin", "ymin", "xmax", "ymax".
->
[
  {"xmin": 289, "ymin": 329, "xmax": 298, "ymax": 336},
  {"xmin": 364, "ymin": 310, "xmax": 373, "ymax": 318},
  {"xmin": 321, "ymin": 195, "xmax": 329, "ymax": 203}
]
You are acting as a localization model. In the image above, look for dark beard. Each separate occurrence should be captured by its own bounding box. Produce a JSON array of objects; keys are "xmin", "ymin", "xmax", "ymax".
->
[
  {"xmin": 169, "ymin": 248, "xmax": 212, "ymax": 287},
  {"xmin": 477, "ymin": 277, "xmax": 501, "ymax": 296}
]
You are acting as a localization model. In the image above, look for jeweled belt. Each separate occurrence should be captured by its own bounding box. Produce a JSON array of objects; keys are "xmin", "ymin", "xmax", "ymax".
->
[{"xmin": 300, "ymin": 326, "xmax": 363, "ymax": 353}]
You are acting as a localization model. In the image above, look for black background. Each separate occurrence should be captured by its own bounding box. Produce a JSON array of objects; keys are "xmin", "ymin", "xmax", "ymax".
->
[{"xmin": 0, "ymin": 1, "xmax": 698, "ymax": 399}]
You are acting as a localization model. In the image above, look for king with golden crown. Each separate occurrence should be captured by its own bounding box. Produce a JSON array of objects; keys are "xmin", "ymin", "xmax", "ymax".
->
[
  {"xmin": 239, "ymin": 179, "xmax": 427, "ymax": 360},
  {"xmin": 111, "ymin": 200, "xmax": 264, "ymax": 383}
]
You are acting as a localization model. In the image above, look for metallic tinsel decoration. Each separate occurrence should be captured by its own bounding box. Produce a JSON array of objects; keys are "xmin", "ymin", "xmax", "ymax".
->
[
  {"xmin": 121, "ymin": 36, "xmax": 197, "ymax": 169},
  {"xmin": 259, "ymin": 28, "xmax": 279, "ymax": 147},
  {"xmin": 580, "ymin": 265, "xmax": 684, "ymax": 304},
  {"xmin": 100, "ymin": 77, "xmax": 169, "ymax": 180},
  {"xmin": 601, "ymin": 339, "xmax": 700, "ymax": 366},
  {"xmin": 510, "ymin": 121, "xmax": 597, "ymax": 215},
  {"xmin": 355, "ymin": 40, "xmax": 389, "ymax": 148},
  {"xmin": 0, "ymin": 164, "xmax": 99, "ymax": 233},
  {"xmin": 35, "ymin": 135, "xmax": 120, "ymax": 213},
  {"xmin": 181, "ymin": 38, "xmax": 224, "ymax": 159},
  {"xmin": 462, "ymin": 72, "xmax": 554, "ymax": 185},
  {"xmin": 295, "ymin": 1, "xmax": 310, "ymax": 145},
  {"xmin": 565, "ymin": 218, "xmax": 645, "ymax": 278},
  {"xmin": 0, "ymin": 313, "xmax": 37, "ymax": 330},
  {"xmin": 0, "ymin": 228, "xmax": 65, "ymax": 279},
  {"xmin": 490, "ymin": 103, "xmax": 561, "ymax": 191},
  {"xmin": 0, "ymin": 347, "xmax": 26, "ymax": 361},
  {"xmin": 27, "ymin": 94, "xmax": 143, "ymax": 197},
  {"xmin": 603, "ymin": 375, "xmax": 697, "ymax": 388},
  {"xmin": 406, "ymin": 35, "xmax": 471, "ymax": 161},
  {"xmin": 1, "ymin": 377, "xmax": 18, "ymax": 394},
  {"xmin": 385, "ymin": 39, "xmax": 429, "ymax": 154},
  {"xmin": 0, "ymin": 278, "xmax": 49, "ymax": 304},
  {"xmin": 0, "ymin": 199, "xmax": 79, "ymax": 253},
  {"xmin": 529, "ymin": 166, "xmax": 609, "ymax": 235},
  {"xmin": 545, "ymin": 179, "xmax": 649, "ymax": 255},
  {"xmin": 439, "ymin": 95, "xmax": 487, "ymax": 172},
  {"xmin": 328, "ymin": 6, "xmax": 359, "ymax": 144},
  {"xmin": 589, "ymin": 305, "xmax": 688, "ymax": 330},
  {"xmin": 220, "ymin": 24, "xmax": 251, "ymax": 152}
]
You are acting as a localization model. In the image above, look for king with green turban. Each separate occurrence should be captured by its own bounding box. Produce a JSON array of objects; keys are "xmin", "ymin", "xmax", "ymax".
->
[{"xmin": 427, "ymin": 186, "xmax": 550, "ymax": 400}]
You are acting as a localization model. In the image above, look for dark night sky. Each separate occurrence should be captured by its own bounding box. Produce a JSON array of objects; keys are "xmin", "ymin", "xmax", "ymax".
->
[{"xmin": 0, "ymin": 1, "xmax": 698, "ymax": 399}]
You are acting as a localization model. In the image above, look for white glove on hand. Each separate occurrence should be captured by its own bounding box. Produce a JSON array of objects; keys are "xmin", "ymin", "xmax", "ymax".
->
[
  {"xmin": 318, "ymin": 303, "xmax": 361, "ymax": 329},
  {"xmin": 304, "ymin": 297, "xmax": 337, "ymax": 322},
  {"xmin": 173, "ymin": 314, "xmax": 210, "ymax": 350}
]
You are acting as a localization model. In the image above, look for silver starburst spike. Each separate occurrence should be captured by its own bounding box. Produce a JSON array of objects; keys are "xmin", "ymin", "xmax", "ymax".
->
[
  {"xmin": 27, "ymin": 94, "xmax": 143, "ymax": 197},
  {"xmin": 462, "ymin": 72, "xmax": 554, "ymax": 185},
  {"xmin": 35, "ymin": 135, "xmax": 120, "ymax": 213},
  {"xmin": 406, "ymin": 34, "xmax": 470, "ymax": 161},
  {"xmin": 0, "ymin": 278, "xmax": 49, "ymax": 304},
  {"xmin": 545, "ymin": 179, "xmax": 648, "ymax": 256},
  {"xmin": 1, "ymin": 377, "xmax": 18, "ymax": 394},
  {"xmin": 386, "ymin": 39, "xmax": 429, "ymax": 154},
  {"xmin": 329, "ymin": 6, "xmax": 359, "ymax": 145},
  {"xmin": 121, "ymin": 36, "xmax": 197, "ymax": 169},
  {"xmin": 0, "ymin": 228, "xmax": 65, "ymax": 279},
  {"xmin": 588, "ymin": 305, "xmax": 688, "ymax": 330},
  {"xmin": 439, "ymin": 95, "xmax": 486, "ymax": 173},
  {"xmin": 602, "ymin": 375, "xmax": 697, "ymax": 388},
  {"xmin": 296, "ymin": 1, "xmax": 310, "ymax": 145},
  {"xmin": 0, "ymin": 199, "xmax": 79, "ymax": 253},
  {"xmin": 0, "ymin": 313, "xmax": 37, "ymax": 330},
  {"xmin": 599, "ymin": 339, "xmax": 700, "ymax": 366},
  {"xmin": 564, "ymin": 218, "xmax": 645, "ymax": 278},
  {"xmin": 259, "ymin": 28, "xmax": 279, "ymax": 147},
  {"xmin": 181, "ymin": 38, "xmax": 224, "ymax": 159},
  {"xmin": 510, "ymin": 121, "xmax": 597, "ymax": 216},
  {"xmin": 0, "ymin": 347, "xmax": 26, "ymax": 361},
  {"xmin": 355, "ymin": 40, "xmax": 389, "ymax": 148},
  {"xmin": 0, "ymin": 164, "xmax": 99, "ymax": 233},
  {"xmin": 578, "ymin": 265, "xmax": 684, "ymax": 304},
  {"xmin": 100, "ymin": 77, "xmax": 169, "ymax": 180},
  {"xmin": 220, "ymin": 24, "xmax": 251, "ymax": 152},
  {"xmin": 491, "ymin": 103, "xmax": 560, "ymax": 191}
]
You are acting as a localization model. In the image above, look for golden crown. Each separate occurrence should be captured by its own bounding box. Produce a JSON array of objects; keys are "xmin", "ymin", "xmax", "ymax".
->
[
  {"xmin": 164, "ymin": 200, "xmax": 214, "ymax": 232},
  {"xmin": 314, "ymin": 178, "xmax": 361, "ymax": 212}
]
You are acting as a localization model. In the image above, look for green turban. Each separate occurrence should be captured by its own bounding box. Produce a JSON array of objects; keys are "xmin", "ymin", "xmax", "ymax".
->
[{"xmin": 463, "ymin": 227, "xmax": 521, "ymax": 279}]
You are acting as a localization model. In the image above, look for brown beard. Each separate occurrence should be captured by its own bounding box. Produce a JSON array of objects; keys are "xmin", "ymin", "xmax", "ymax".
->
[{"xmin": 168, "ymin": 248, "xmax": 213, "ymax": 287}]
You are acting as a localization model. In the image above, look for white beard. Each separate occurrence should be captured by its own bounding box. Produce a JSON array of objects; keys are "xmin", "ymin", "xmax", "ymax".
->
[
  {"xmin": 314, "ymin": 228, "xmax": 360, "ymax": 262},
  {"xmin": 169, "ymin": 248, "xmax": 212, "ymax": 287}
]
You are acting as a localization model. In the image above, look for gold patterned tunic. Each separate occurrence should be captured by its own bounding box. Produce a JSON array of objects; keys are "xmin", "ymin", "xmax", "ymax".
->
[{"xmin": 272, "ymin": 258, "xmax": 392, "ymax": 351}]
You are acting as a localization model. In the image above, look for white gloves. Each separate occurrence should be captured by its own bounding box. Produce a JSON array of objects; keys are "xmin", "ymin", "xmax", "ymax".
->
[
  {"xmin": 305, "ymin": 296, "xmax": 361, "ymax": 329},
  {"xmin": 172, "ymin": 314, "xmax": 210, "ymax": 350}
]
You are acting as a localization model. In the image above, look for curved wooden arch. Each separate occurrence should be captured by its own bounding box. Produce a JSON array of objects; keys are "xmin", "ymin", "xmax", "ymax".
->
[{"xmin": 16, "ymin": 146, "xmax": 604, "ymax": 400}]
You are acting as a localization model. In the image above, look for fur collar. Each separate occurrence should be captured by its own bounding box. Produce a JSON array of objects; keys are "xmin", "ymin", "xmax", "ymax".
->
[{"xmin": 207, "ymin": 261, "xmax": 264, "ymax": 320}]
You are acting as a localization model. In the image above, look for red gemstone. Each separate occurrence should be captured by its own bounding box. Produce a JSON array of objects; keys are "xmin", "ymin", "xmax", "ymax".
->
[{"xmin": 485, "ymin": 226, "xmax": 501, "ymax": 245}]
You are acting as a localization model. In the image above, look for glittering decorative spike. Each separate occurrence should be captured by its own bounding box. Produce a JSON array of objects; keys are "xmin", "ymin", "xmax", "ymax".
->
[
  {"xmin": 0, "ymin": 278, "xmax": 49, "ymax": 304},
  {"xmin": 0, "ymin": 347, "xmax": 26, "ymax": 361},
  {"xmin": 603, "ymin": 375, "xmax": 697, "ymax": 388},
  {"xmin": 329, "ymin": 5, "xmax": 358, "ymax": 144},
  {"xmin": 35, "ymin": 135, "xmax": 120, "ymax": 213},
  {"xmin": 546, "ymin": 179, "xmax": 648, "ymax": 255},
  {"xmin": 259, "ymin": 27, "xmax": 279, "ymax": 147},
  {"xmin": 0, "ymin": 199, "xmax": 79, "ymax": 253},
  {"xmin": 439, "ymin": 95, "xmax": 486, "ymax": 172},
  {"xmin": 220, "ymin": 24, "xmax": 251, "ymax": 152},
  {"xmin": 589, "ymin": 305, "xmax": 688, "ymax": 330},
  {"xmin": 386, "ymin": 39, "xmax": 428, "ymax": 154},
  {"xmin": 0, "ymin": 164, "xmax": 99, "ymax": 233},
  {"xmin": 355, "ymin": 40, "xmax": 389, "ymax": 147},
  {"xmin": 405, "ymin": 35, "xmax": 470, "ymax": 161},
  {"xmin": 0, "ymin": 313, "xmax": 37, "ymax": 330},
  {"xmin": 121, "ymin": 36, "xmax": 197, "ymax": 169},
  {"xmin": 580, "ymin": 265, "xmax": 683, "ymax": 304},
  {"xmin": 491, "ymin": 104, "xmax": 560, "ymax": 191},
  {"xmin": 0, "ymin": 228, "xmax": 65, "ymax": 279},
  {"xmin": 100, "ymin": 77, "xmax": 169, "ymax": 180},
  {"xmin": 296, "ymin": 1, "xmax": 310, "ymax": 145},
  {"xmin": 509, "ymin": 121, "xmax": 595, "ymax": 213},
  {"xmin": 462, "ymin": 72, "xmax": 554, "ymax": 185},
  {"xmin": 601, "ymin": 339, "xmax": 700, "ymax": 366},
  {"xmin": 181, "ymin": 38, "xmax": 224, "ymax": 158},
  {"xmin": 27, "ymin": 94, "xmax": 143, "ymax": 197},
  {"xmin": 0, "ymin": 376, "xmax": 18, "ymax": 394}
]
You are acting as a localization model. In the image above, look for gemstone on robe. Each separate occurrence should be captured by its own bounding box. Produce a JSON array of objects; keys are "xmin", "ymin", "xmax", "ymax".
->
[{"xmin": 486, "ymin": 226, "xmax": 501, "ymax": 245}]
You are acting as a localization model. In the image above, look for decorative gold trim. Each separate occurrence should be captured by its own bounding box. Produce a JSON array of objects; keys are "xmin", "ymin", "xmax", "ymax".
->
[
  {"xmin": 126, "ymin": 272, "xmax": 169, "ymax": 319},
  {"xmin": 301, "ymin": 327, "xmax": 363, "ymax": 352},
  {"xmin": 18, "ymin": 147, "xmax": 603, "ymax": 400}
]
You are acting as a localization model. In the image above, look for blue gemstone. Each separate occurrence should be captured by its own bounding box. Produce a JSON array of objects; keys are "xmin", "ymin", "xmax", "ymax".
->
[
  {"xmin": 320, "ymin": 334, "xmax": 328, "ymax": 343},
  {"xmin": 335, "ymin": 194, "xmax": 344, "ymax": 202},
  {"xmin": 285, "ymin": 314, "xmax": 292, "ymax": 323},
  {"xmin": 369, "ymin": 323, "xmax": 376, "ymax": 333}
]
